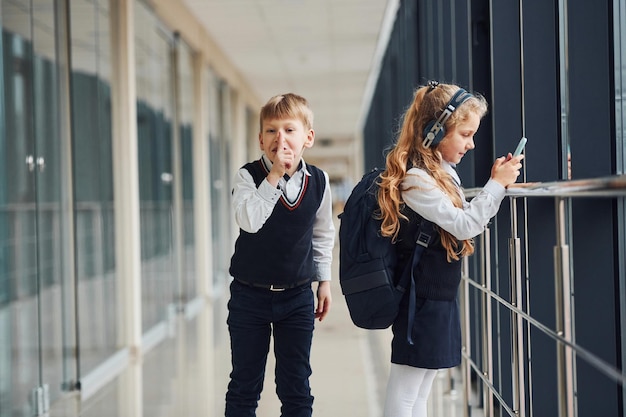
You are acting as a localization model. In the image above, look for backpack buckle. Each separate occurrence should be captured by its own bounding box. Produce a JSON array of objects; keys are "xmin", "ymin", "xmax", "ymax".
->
[{"xmin": 416, "ymin": 231, "xmax": 431, "ymax": 247}]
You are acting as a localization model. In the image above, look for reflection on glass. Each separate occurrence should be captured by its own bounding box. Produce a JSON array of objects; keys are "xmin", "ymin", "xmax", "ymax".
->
[
  {"xmin": 1, "ymin": 2, "xmax": 44, "ymax": 416},
  {"xmin": 70, "ymin": 0, "xmax": 117, "ymax": 376},
  {"xmin": 177, "ymin": 40, "xmax": 196, "ymax": 301},
  {"xmin": 134, "ymin": 0, "xmax": 175, "ymax": 331},
  {"xmin": 567, "ymin": 146, "xmax": 572, "ymax": 180}
]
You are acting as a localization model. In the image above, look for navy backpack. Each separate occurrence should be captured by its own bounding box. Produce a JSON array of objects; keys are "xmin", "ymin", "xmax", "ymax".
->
[{"xmin": 338, "ymin": 169, "xmax": 434, "ymax": 343}]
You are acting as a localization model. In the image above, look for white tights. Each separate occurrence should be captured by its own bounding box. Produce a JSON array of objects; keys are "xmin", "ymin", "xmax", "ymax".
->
[{"xmin": 383, "ymin": 363, "xmax": 438, "ymax": 417}]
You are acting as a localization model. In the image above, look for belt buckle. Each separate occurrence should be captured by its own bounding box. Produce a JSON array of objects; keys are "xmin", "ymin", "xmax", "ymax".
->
[{"xmin": 269, "ymin": 284, "xmax": 286, "ymax": 292}]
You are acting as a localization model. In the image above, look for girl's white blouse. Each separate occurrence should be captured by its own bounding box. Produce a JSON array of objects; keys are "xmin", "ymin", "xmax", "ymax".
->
[{"xmin": 402, "ymin": 161, "xmax": 506, "ymax": 241}]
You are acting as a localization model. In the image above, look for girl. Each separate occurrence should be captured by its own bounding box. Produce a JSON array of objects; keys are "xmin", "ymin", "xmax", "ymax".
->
[{"xmin": 377, "ymin": 81, "xmax": 523, "ymax": 417}]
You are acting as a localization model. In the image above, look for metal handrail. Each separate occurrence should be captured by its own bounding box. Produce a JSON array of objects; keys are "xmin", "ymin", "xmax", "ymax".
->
[
  {"xmin": 460, "ymin": 174, "xmax": 626, "ymax": 417},
  {"xmin": 464, "ymin": 174, "xmax": 626, "ymax": 198},
  {"xmin": 463, "ymin": 277, "xmax": 626, "ymax": 385}
]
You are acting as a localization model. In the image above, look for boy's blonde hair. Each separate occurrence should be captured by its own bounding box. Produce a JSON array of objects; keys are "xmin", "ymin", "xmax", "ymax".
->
[
  {"xmin": 377, "ymin": 82, "xmax": 488, "ymax": 261},
  {"xmin": 259, "ymin": 93, "xmax": 314, "ymax": 132}
]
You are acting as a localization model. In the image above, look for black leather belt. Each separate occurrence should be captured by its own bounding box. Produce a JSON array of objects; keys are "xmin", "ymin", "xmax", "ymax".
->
[{"xmin": 235, "ymin": 278, "xmax": 311, "ymax": 292}]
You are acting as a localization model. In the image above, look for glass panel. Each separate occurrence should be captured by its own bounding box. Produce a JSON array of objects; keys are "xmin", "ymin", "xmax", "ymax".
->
[
  {"xmin": 135, "ymin": 0, "xmax": 175, "ymax": 331},
  {"xmin": 70, "ymin": 0, "xmax": 117, "ymax": 375},
  {"xmin": 0, "ymin": 1, "xmax": 42, "ymax": 415},
  {"xmin": 177, "ymin": 41, "xmax": 195, "ymax": 301}
]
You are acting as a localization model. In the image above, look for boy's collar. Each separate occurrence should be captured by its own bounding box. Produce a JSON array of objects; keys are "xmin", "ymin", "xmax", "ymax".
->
[{"xmin": 261, "ymin": 154, "xmax": 309, "ymax": 176}]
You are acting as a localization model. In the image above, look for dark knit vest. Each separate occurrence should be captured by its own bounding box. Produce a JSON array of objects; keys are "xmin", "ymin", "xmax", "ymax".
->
[
  {"xmin": 229, "ymin": 160, "xmax": 326, "ymax": 286},
  {"xmin": 394, "ymin": 207, "xmax": 462, "ymax": 301}
]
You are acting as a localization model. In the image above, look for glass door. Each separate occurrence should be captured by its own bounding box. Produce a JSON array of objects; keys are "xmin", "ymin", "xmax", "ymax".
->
[
  {"xmin": 0, "ymin": 1, "xmax": 41, "ymax": 414},
  {"xmin": 0, "ymin": 1, "xmax": 76, "ymax": 415}
]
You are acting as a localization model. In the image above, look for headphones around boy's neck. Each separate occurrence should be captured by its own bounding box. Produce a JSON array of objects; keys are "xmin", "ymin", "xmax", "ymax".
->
[{"xmin": 422, "ymin": 88, "xmax": 473, "ymax": 148}]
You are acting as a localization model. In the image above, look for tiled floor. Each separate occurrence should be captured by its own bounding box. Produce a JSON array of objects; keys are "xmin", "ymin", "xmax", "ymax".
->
[
  {"xmin": 47, "ymin": 239, "xmax": 479, "ymax": 416},
  {"xmin": 66, "ymin": 283, "xmax": 477, "ymax": 417}
]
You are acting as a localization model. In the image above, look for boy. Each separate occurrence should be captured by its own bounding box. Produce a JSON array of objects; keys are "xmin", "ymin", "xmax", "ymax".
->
[{"xmin": 225, "ymin": 93, "xmax": 335, "ymax": 417}]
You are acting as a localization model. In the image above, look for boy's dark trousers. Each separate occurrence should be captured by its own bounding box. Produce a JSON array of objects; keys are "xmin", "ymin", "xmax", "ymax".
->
[{"xmin": 225, "ymin": 279, "xmax": 315, "ymax": 417}]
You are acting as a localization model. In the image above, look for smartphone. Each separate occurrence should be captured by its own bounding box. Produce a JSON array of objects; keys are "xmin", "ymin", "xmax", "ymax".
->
[{"xmin": 513, "ymin": 137, "xmax": 527, "ymax": 157}]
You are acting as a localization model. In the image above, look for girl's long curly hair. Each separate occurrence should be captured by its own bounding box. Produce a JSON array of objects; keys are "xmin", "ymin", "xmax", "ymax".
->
[{"xmin": 377, "ymin": 83, "xmax": 488, "ymax": 261}]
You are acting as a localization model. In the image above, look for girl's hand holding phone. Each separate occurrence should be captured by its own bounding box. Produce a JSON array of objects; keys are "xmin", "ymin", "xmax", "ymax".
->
[{"xmin": 492, "ymin": 137, "xmax": 526, "ymax": 187}]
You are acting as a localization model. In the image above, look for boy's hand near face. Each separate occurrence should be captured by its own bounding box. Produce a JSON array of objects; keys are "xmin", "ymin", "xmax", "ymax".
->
[
  {"xmin": 277, "ymin": 135, "xmax": 295, "ymax": 171},
  {"xmin": 315, "ymin": 281, "xmax": 332, "ymax": 321},
  {"xmin": 267, "ymin": 136, "xmax": 295, "ymax": 186}
]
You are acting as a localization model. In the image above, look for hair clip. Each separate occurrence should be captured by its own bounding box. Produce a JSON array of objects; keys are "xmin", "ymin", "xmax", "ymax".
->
[{"xmin": 427, "ymin": 80, "xmax": 439, "ymax": 90}]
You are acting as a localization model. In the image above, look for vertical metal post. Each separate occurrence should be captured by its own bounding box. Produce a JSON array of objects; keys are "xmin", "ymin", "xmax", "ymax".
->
[
  {"xmin": 618, "ymin": 195, "xmax": 626, "ymax": 417},
  {"xmin": 518, "ymin": 1, "xmax": 533, "ymax": 410},
  {"xmin": 518, "ymin": 0, "xmax": 527, "ymax": 139},
  {"xmin": 557, "ymin": 0, "xmax": 571, "ymax": 181},
  {"xmin": 480, "ymin": 227, "xmax": 494, "ymax": 417},
  {"xmin": 509, "ymin": 198, "xmax": 526, "ymax": 417},
  {"xmin": 54, "ymin": 0, "xmax": 79, "ymax": 393},
  {"xmin": 555, "ymin": 0, "xmax": 578, "ymax": 411},
  {"xmin": 612, "ymin": 1, "xmax": 626, "ymax": 414},
  {"xmin": 554, "ymin": 198, "xmax": 576, "ymax": 417},
  {"xmin": 170, "ymin": 33, "xmax": 185, "ymax": 305},
  {"xmin": 461, "ymin": 257, "xmax": 471, "ymax": 417}
]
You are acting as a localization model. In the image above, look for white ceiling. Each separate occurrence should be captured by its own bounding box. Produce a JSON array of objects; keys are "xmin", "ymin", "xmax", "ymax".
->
[{"xmin": 183, "ymin": 0, "xmax": 397, "ymax": 144}]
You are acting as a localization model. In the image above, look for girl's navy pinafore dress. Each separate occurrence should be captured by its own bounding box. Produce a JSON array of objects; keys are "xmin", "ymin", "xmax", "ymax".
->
[
  {"xmin": 390, "ymin": 295, "xmax": 461, "ymax": 369},
  {"xmin": 390, "ymin": 209, "xmax": 462, "ymax": 369}
]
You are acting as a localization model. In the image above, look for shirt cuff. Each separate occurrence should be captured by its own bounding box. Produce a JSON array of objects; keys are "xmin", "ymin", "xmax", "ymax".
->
[
  {"xmin": 258, "ymin": 178, "xmax": 282, "ymax": 202},
  {"xmin": 315, "ymin": 263, "xmax": 332, "ymax": 281},
  {"xmin": 483, "ymin": 179, "xmax": 506, "ymax": 200}
]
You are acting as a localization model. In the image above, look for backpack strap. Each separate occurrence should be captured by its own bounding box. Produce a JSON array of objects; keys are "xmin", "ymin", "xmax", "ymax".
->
[{"xmin": 405, "ymin": 219, "xmax": 436, "ymax": 345}]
